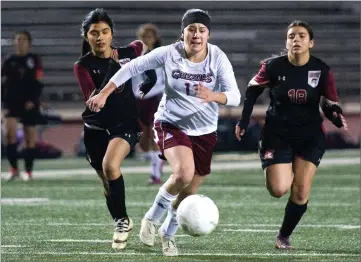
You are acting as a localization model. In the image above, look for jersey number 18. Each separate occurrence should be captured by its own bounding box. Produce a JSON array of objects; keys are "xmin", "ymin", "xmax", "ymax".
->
[{"xmin": 288, "ymin": 89, "xmax": 307, "ymax": 104}]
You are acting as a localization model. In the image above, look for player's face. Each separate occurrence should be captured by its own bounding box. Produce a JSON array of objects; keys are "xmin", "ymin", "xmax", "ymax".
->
[
  {"xmin": 14, "ymin": 33, "xmax": 30, "ymax": 55},
  {"xmin": 86, "ymin": 22, "xmax": 113, "ymax": 56},
  {"xmin": 141, "ymin": 30, "xmax": 157, "ymax": 49},
  {"xmin": 183, "ymin": 23, "xmax": 209, "ymax": 54},
  {"xmin": 286, "ymin": 26, "xmax": 314, "ymax": 56}
]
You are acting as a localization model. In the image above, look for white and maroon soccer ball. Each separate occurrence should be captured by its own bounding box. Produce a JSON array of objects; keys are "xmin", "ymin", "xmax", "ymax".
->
[{"xmin": 176, "ymin": 194, "xmax": 219, "ymax": 237}]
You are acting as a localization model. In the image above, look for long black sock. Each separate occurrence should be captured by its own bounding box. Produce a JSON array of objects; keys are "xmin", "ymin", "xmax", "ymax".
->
[
  {"xmin": 6, "ymin": 143, "xmax": 18, "ymax": 169},
  {"xmin": 279, "ymin": 199, "xmax": 308, "ymax": 238},
  {"xmin": 24, "ymin": 147, "xmax": 36, "ymax": 173},
  {"xmin": 108, "ymin": 175, "xmax": 127, "ymax": 219},
  {"xmin": 104, "ymin": 192, "xmax": 116, "ymax": 220}
]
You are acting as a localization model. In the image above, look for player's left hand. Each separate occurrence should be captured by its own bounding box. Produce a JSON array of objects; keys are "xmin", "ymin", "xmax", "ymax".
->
[
  {"xmin": 86, "ymin": 92, "xmax": 108, "ymax": 112},
  {"xmin": 24, "ymin": 101, "xmax": 35, "ymax": 110},
  {"xmin": 337, "ymin": 113, "xmax": 357, "ymax": 144},
  {"xmin": 194, "ymin": 82, "xmax": 214, "ymax": 102}
]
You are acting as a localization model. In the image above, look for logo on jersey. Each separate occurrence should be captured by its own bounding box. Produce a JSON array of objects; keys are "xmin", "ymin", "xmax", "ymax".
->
[
  {"xmin": 308, "ymin": 70, "xmax": 321, "ymax": 88},
  {"xmin": 171, "ymin": 69, "xmax": 212, "ymax": 83},
  {"xmin": 26, "ymin": 57, "xmax": 34, "ymax": 69}
]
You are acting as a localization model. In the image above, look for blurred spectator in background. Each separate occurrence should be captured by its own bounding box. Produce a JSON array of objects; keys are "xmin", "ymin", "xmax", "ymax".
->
[
  {"xmin": 133, "ymin": 23, "xmax": 165, "ymax": 185},
  {"xmin": 1, "ymin": 30, "xmax": 44, "ymax": 181}
]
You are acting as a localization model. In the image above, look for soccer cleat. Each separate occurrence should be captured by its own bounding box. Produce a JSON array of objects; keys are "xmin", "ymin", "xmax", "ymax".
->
[
  {"xmin": 20, "ymin": 171, "xmax": 33, "ymax": 182},
  {"xmin": 158, "ymin": 226, "xmax": 179, "ymax": 256},
  {"xmin": 139, "ymin": 218, "xmax": 157, "ymax": 246},
  {"xmin": 275, "ymin": 234, "xmax": 294, "ymax": 250},
  {"xmin": 7, "ymin": 168, "xmax": 20, "ymax": 181},
  {"xmin": 148, "ymin": 176, "xmax": 162, "ymax": 185},
  {"xmin": 112, "ymin": 217, "xmax": 133, "ymax": 250}
]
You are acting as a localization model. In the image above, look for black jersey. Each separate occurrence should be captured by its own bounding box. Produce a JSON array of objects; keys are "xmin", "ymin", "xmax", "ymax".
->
[
  {"xmin": 1, "ymin": 53, "xmax": 44, "ymax": 108},
  {"xmin": 74, "ymin": 40, "xmax": 153, "ymax": 130},
  {"xmin": 241, "ymin": 55, "xmax": 341, "ymax": 136}
]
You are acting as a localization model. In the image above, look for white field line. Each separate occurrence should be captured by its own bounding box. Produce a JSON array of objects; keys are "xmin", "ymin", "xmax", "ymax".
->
[
  {"xmin": 1, "ymin": 251, "xmax": 359, "ymax": 257},
  {"xmin": 2, "ymin": 222, "xmax": 360, "ymax": 229},
  {"xmin": 0, "ymin": 198, "xmax": 357, "ymax": 207},
  {"xmin": 4, "ymin": 185, "xmax": 360, "ymax": 192},
  {"xmin": 1, "ymin": 157, "xmax": 359, "ymax": 178},
  {"xmin": 1, "ymin": 245, "xmax": 26, "ymax": 248}
]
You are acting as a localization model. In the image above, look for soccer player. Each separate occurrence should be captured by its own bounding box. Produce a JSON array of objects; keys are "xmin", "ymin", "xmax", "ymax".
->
[
  {"xmin": 235, "ymin": 20, "xmax": 351, "ymax": 249},
  {"xmin": 73, "ymin": 8, "xmax": 154, "ymax": 250},
  {"xmin": 2, "ymin": 30, "xmax": 44, "ymax": 181},
  {"xmin": 86, "ymin": 8, "xmax": 241, "ymax": 256},
  {"xmin": 132, "ymin": 23, "xmax": 165, "ymax": 184}
]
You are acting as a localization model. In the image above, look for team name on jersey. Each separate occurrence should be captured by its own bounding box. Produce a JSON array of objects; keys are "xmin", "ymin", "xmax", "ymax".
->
[{"xmin": 171, "ymin": 69, "xmax": 212, "ymax": 83}]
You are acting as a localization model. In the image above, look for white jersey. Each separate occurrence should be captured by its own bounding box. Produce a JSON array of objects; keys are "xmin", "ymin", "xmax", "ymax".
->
[
  {"xmin": 132, "ymin": 67, "xmax": 165, "ymax": 99},
  {"xmin": 110, "ymin": 41, "xmax": 241, "ymax": 136}
]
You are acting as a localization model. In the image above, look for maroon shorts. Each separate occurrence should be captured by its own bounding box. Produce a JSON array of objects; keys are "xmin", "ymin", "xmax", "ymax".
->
[
  {"xmin": 154, "ymin": 122, "xmax": 217, "ymax": 176},
  {"xmin": 137, "ymin": 95, "xmax": 161, "ymax": 126}
]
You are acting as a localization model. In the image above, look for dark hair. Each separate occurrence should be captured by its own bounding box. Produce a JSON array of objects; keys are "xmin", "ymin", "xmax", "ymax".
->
[
  {"xmin": 14, "ymin": 30, "xmax": 32, "ymax": 44},
  {"xmin": 179, "ymin": 8, "xmax": 211, "ymax": 41},
  {"xmin": 137, "ymin": 23, "xmax": 162, "ymax": 49},
  {"xmin": 285, "ymin": 20, "xmax": 314, "ymax": 40},
  {"xmin": 80, "ymin": 8, "xmax": 114, "ymax": 57}
]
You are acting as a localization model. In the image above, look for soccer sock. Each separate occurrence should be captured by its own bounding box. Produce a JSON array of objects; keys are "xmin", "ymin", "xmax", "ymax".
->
[
  {"xmin": 104, "ymin": 192, "xmax": 115, "ymax": 220},
  {"xmin": 161, "ymin": 205, "xmax": 179, "ymax": 238},
  {"xmin": 108, "ymin": 175, "xmax": 127, "ymax": 219},
  {"xmin": 145, "ymin": 186, "xmax": 177, "ymax": 223},
  {"xmin": 6, "ymin": 143, "xmax": 18, "ymax": 170},
  {"xmin": 150, "ymin": 151, "xmax": 163, "ymax": 179},
  {"xmin": 23, "ymin": 147, "xmax": 36, "ymax": 173},
  {"xmin": 279, "ymin": 199, "xmax": 308, "ymax": 238}
]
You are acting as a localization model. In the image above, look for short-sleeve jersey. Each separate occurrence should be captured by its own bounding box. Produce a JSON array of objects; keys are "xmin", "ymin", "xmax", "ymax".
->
[{"xmin": 250, "ymin": 55, "xmax": 338, "ymax": 134}]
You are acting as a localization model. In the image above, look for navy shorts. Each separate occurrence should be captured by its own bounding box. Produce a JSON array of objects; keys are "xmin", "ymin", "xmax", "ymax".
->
[
  {"xmin": 259, "ymin": 125, "xmax": 326, "ymax": 170},
  {"xmin": 5, "ymin": 107, "xmax": 42, "ymax": 126},
  {"xmin": 83, "ymin": 122, "xmax": 140, "ymax": 171}
]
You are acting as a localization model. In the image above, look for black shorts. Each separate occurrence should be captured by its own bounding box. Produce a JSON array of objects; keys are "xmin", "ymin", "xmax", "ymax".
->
[
  {"xmin": 83, "ymin": 123, "xmax": 140, "ymax": 171},
  {"xmin": 5, "ymin": 107, "xmax": 42, "ymax": 126},
  {"xmin": 259, "ymin": 125, "xmax": 326, "ymax": 170}
]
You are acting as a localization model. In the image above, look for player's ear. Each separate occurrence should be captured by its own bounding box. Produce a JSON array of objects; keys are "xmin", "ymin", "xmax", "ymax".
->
[{"xmin": 309, "ymin": 39, "xmax": 314, "ymax": 49}]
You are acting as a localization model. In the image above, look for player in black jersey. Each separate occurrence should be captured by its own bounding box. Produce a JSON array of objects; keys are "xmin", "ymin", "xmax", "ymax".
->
[
  {"xmin": 235, "ymin": 20, "xmax": 351, "ymax": 249},
  {"xmin": 1, "ymin": 30, "xmax": 44, "ymax": 181},
  {"xmin": 73, "ymin": 8, "xmax": 156, "ymax": 250}
]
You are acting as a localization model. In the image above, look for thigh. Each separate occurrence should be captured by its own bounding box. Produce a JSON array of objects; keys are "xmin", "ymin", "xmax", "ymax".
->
[
  {"xmin": 23, "ymin": 125, "xmax": 37, "ymax": 147},
  {"xmin": 291, "ymin": 156, "xmax": 317, "ymax": 203},
  {"xmin": 265, "ymin": 163, "xmax": 294, "ymax": 193},
  {"xmin": 83, "ymin": 126, "xmax": 108, "ymax": 170},
  {"xmin": 295, "ymin": 128, "xmax": 326, "ymax": 167},
  {"xmin": 5, "ymin": 117, "xmax": 18, "ymax": 142},
  {"xmin": 190, "ymin": 132, "xmax": 217, "ymax": 176},
  {"xmin": 103, "ymin": 137, "xmax": 131, "ymax": 168}
]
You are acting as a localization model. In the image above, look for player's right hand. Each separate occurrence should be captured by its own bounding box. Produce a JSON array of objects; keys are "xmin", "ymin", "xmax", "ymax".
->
[
  {"xmin": 86, "ymin": 92, "xmax": 107, "ymax": 112},
  {"xmin": 235, "ymin": 125, "xmax": 246, "ymax": 141}
]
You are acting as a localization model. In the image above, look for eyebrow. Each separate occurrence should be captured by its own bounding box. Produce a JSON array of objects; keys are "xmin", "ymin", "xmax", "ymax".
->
[{"xmin": 89, "ymin": 27, "xmax": 110, "ymax": 33}]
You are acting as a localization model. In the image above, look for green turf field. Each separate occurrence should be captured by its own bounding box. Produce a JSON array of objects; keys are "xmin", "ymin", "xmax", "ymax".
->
[{"xmin": 1, "ymin": 151, "xmax": 360, "ymax": 261}]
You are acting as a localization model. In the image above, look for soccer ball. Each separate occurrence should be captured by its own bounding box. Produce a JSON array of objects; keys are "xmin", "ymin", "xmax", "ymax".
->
[{"xmin": 176, "ymin": 194, "xmax": 219, "ymax": 237}]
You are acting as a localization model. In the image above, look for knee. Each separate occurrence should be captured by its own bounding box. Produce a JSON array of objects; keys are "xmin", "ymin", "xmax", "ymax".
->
[
  {"xmin": 173, "ymin": 165, "xmax": 195, "ymax": 186},
  {"xmin": 267, "ymin": 186, "xmax": 289, "ymax": 199},
  {"xmin": 291, "ymin": 185, "xmax": 309, "ymax": 204},
  {"xmin": 102, "ymin": 160, "xmax": 119, "ymax": 178}
]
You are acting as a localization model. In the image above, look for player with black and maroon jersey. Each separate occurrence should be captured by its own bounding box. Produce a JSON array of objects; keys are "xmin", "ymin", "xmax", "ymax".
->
[
  {"xmin": 2, "ymin": 30, "xmax": 44, "ymax": 181},
  {"xmin": 73, "ymin": 8, "xmax": 155, "ymax": 250},
  {"xmin": 235, "ymin": 20, "xmax": 351, "ymax": 249}
]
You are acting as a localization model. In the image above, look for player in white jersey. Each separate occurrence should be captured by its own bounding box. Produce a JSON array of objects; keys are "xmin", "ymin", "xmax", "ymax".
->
[
  {"xmin": 132, "ymin": 23, "xmax": 165, "ymax": 185},
  {"xmin": 86, "ymin": 9, "xmax": 241, "ymax": 256}
]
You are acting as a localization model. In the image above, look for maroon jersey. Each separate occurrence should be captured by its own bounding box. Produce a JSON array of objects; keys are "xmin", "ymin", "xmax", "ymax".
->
[
  {"xmin": 73, "ymin": 41, "xmax": 146, "ymax": 129},
  {"xmin": 1, "ymin": 53, "xmax": 44, "ymax": 108},
  {"xmin": 242, "ymin": 55, "xmax": 341, "ymax": 136}
]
